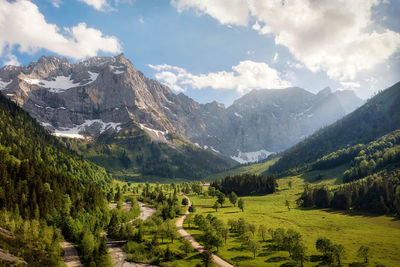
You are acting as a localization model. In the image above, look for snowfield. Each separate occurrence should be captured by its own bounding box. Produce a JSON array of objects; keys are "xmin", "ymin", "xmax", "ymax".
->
[
  {"xmin": 51, "ymin": 119, "xmax": 122, "ymax": 139},
  {"xmin": 22, "ymin": 71, "xmax": 99, "ymax": 93},
  {"xmin": 231, "ymin": 149, "xmax": 275, "ymax": 164},
  {"xmin": 0, "ymin": 78, "xmax": 12, "ymax": 90}
]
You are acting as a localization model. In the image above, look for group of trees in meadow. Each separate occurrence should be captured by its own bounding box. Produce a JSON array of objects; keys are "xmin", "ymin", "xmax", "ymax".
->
[
  {"xmin": 207, "ymin": 186, "xmax": 245, "ymax": 212},
  {"xmin": 222, "ymin": 216, "xmax": 374, "ymax": 266},
  {"xmin": 112, "ymin": 183, "xmax": 202, "ymax": 265},
  {"xmin": 297, "ymin": 169, "xmax": 400, "ymax": 215},
  {"xmin": 210, "ymin": 173, "xmax": 277, "ymax": 196},
  {"xmin": 191, "ymin": 214, "xmax": 228, "ymax": 252}
]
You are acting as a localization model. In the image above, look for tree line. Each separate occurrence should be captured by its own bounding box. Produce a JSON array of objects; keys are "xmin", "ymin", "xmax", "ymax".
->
[
  {"xmin": 297, "ymin": 168, "xmax": 400, "ymax": 215},
  {"xmin": 210, "ymin": 173, "xmax": 278, "ymax": 196}
]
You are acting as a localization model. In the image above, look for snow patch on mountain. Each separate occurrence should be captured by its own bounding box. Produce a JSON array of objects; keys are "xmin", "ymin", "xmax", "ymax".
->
[
  {"xmin": 0, "ymin": 78, "xmax": 12, "ymax": 90},
  {"xmin": 53, "ymin": 119, "xmax": 122, "ymax": 139},
  {"xmin": 111, "ymin": 65, "xmax": 125, "ymax": 74},
  {"xmin": 139, "ymin": 123, "xmax": 168, "ymax": 139},
  {"xmin": 22, "ymin": 71, "xmax": 98, "ymax": 93},
  {"xmin": 210, "ymin": 147, "xmax": 220, "ymax": 153},
  {"xmin": 231, "ymin": 150, "xmax": 275, "ymax": 164},
  {"xmin": 40, "ymin": 122, "xmax": 53, "ymax": 128},
  {"xmin": 234, "ymin": 112, "xmax": 243, "ymax": 118}
]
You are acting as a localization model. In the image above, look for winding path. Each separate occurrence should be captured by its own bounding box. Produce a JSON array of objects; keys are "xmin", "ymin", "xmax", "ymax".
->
[
  {"xmin": 108, "ymin": 201, "xmax": 157, "ymax": 267},
  {"xmin": 62, "ymin": 241, "xmax": 82, "ymax": 267},
  {"xmin": 176, "ymin": 194, "xmax": 234, "ymax": 267}
]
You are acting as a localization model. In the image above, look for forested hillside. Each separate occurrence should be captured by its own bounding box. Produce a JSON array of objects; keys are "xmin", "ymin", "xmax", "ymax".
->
[
  {"xmin": 0, "ymin": 93, "xmax": 112, "ymax": 265},
  {"xmin": 63, "ymin": 127, "xmax": 236, "ymax": 181},
  {"xmin": 269, "ymin": 82, "xmax": 400, "ymax": 174},
  {"xmin": 297, "ymin": 129, "xmax": 400, "ymax": 215}
]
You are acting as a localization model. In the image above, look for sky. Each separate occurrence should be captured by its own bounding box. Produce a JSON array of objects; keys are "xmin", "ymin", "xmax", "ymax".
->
[{"xmin": 0, "ymin": 0, "xmax": 399, "ymax": 106}]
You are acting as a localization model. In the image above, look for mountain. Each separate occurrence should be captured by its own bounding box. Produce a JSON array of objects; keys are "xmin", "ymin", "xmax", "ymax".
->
[
  {"xmin": 0, "ymin": 54, "xmax": 363, "ymax": 179},
  {"xmin": 0, "ymin": 54, "xmax": 235, "ymax": 180},
  {"xmin": 185, "ymin": 86, "xmax": 363, "ymax": 160},
  {"xmin": 269, "ymin": 81, "xmax": 400, "ymax": 174}
]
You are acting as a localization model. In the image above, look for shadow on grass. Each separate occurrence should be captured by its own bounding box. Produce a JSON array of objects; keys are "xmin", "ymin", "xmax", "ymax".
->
[
  {"xmin": 186, "ymin": 253, "xmax": 202, "ymax": 260},
  {"xmin": 265, "ymin": 256, "xmax": 288, "ymax": 263},
  {"xmin": 231, "ymin": 256, "xmax": 253, "ymax": 262},
  {"xmin": 279, "ymin": 262, "xmax": 296, "ymax": 267},
  {"xmin": 391, "ymin": 216, "xmax": 400, "ymax": 222},
  {"xmin": 323, "ymin": 208, "xmax": 382, "ymax": 218},
  {"xmin": 295, "ymin": 206, "xmax": 386, "ymax": 218},
  {"xmin": 309, "ymin": 255, "xmax": 324, "ymax": 262},
  {"xmin": 224, "ymin": 211, "xmax": 239, "ymax": 214},
  {"xmin": 228, "ymin": 246, "xmax": 245, "ymax": 252},
  {"xmin": 263, "ymin": 244, "xmax": 281, "ymax": 251},
  {"xmin": 258, "ymin": 251, "xmax": 274, "ymax": 257}
]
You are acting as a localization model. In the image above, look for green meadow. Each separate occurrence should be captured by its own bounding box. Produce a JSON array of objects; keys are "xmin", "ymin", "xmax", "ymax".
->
[
  {"xmin": 206, "ymin": 158, "xmax": 279, "ymax": 181},
  {"xmin": 185, "ymin": 174, "xmax": 400, "ymax": 266}
]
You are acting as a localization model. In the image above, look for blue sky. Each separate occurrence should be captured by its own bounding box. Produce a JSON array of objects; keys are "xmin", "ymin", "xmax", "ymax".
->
[{"xmin": 1, "ymin": 0, "xmax": 399, "ymax": 106}]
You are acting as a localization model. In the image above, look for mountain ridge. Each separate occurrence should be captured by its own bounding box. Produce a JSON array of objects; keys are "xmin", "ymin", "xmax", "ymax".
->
[
  {"xmin": 268, "ymin": 81, "xmax": 400, "ymax": 174},
  {"xmin": 0, "ymin": 54, "xmax": 365, "ymax": 179}
]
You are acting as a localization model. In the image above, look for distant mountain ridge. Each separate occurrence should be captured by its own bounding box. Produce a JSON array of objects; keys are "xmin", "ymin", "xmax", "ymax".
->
[
  {"xmin": 0, "ymin": 54, "xmax": 364, "ymax": 177},
  {"xmin": 269, "ymin": 81, "xmax": 400, "ymax": 174},
  {"xmin": 193, "ymin": 86, "xmax": 364, "ymax": 158}
]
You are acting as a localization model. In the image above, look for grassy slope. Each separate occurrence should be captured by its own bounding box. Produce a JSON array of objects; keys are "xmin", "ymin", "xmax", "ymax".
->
[
  {"xmin": 186, "ymin": 172, "xmax": 400, "ymax": 266},
  {"xmin": 206, "ymin": 158, "xmax": 279, "ymax": 181}
]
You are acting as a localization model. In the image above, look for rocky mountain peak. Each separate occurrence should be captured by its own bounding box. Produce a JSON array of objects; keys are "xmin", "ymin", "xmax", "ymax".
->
[
  {"xmin": 0, "ymin": 55, "xmax": 365, "ymax": 164},
  {"xmin": 317, "ymin": 87, "xmax": 332, "ymax": 98}
]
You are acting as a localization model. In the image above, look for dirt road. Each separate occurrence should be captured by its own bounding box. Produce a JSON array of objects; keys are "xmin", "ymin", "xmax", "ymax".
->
[
  {"xmin": 176, "ymin": 194, "xmax": 234, "ymax": 267},
  {"xmin": 62, "ymin": 241, "xmax": 82, "ymax": 267}
]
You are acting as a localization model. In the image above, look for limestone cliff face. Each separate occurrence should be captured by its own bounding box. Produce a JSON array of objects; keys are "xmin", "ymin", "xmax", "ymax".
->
[
  {"xmin": 0, "ymin": 55, "xmax": 364, "ymax": 162},
  {"xmin": 0, "ymin": 54, "xmax": 177, "ymax": 139}
]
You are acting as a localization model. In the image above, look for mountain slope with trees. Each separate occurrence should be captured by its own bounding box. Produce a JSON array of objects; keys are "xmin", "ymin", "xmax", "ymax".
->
[
  {"xmin": 0, "ymin": 93, "xmax": 112, "ymax": 265},
  {"xmin": 297, "ymin": 129, "xmax": 400, "ymax": 215},
  {"xmin": 269, "ymin": 82, "xmax": 400, "ymax": 174},
  {"xmin": 63, "ymin": 124, "xmax": 236, "ymax": 181}
]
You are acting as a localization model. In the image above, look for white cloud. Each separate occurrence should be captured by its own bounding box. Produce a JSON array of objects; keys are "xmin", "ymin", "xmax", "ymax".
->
[
  {"xmin": 50, "ymin": 0, "xmax": 62, "ymax": 8},
  {"xmin": 171, "ymin": 0, "xmax": 250, "ymax": 26},
  {"xmin": 287, "ymin": 61, "xmax": 304, "ymax": 69},
  {"xmin": 0, "ymin": 0, "xmax": 121, "ymax": 60},
  {"xmin": 115, "ymin": 0, "xmax": 135, "ymax": 5},
  {"xmin": 1, "ymin": 45, "xmax": 21, "ymax": 66},
  {"xmin": 139, "ymin": 16, "xmax": 144, "ymax": 24},
  {"xmin": 272, "ymin": 52, "xmax": 279, "ymax": 63},
  {"xmin": 171, "ymin": 0, "xmax": 400, "ymax": 82},
  {"xmin": 78, "ymin": 0, "xmax": 111, "ymax": 11},
  {"xmin": 148, "ymin": 60, "xmax": 291, "ymax": 94},
  {"xmin": 340, "ymin": 81, "xmax": 360, "ymax": 89},
  {"xmin": 78, "ymin": 0, "xmax": 135, "ymax": 11},
  {"xmin": 3, "ymin": 54, "xmax": 20, "ymax": 66}
]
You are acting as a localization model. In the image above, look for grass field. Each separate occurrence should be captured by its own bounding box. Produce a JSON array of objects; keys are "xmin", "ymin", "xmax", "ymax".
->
[
  {"xmin": 206, "ymin": 158, "xmax": 279, "ymax": 181},
  {"xmin": 185, "ymin": 172, "xmax": 400, "ymax": 266}
]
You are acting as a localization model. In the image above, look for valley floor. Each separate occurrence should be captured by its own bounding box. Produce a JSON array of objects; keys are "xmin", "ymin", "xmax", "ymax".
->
[{"xmin": 185, "ymin": 176, "xmax": 400, "ymax": 266}]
